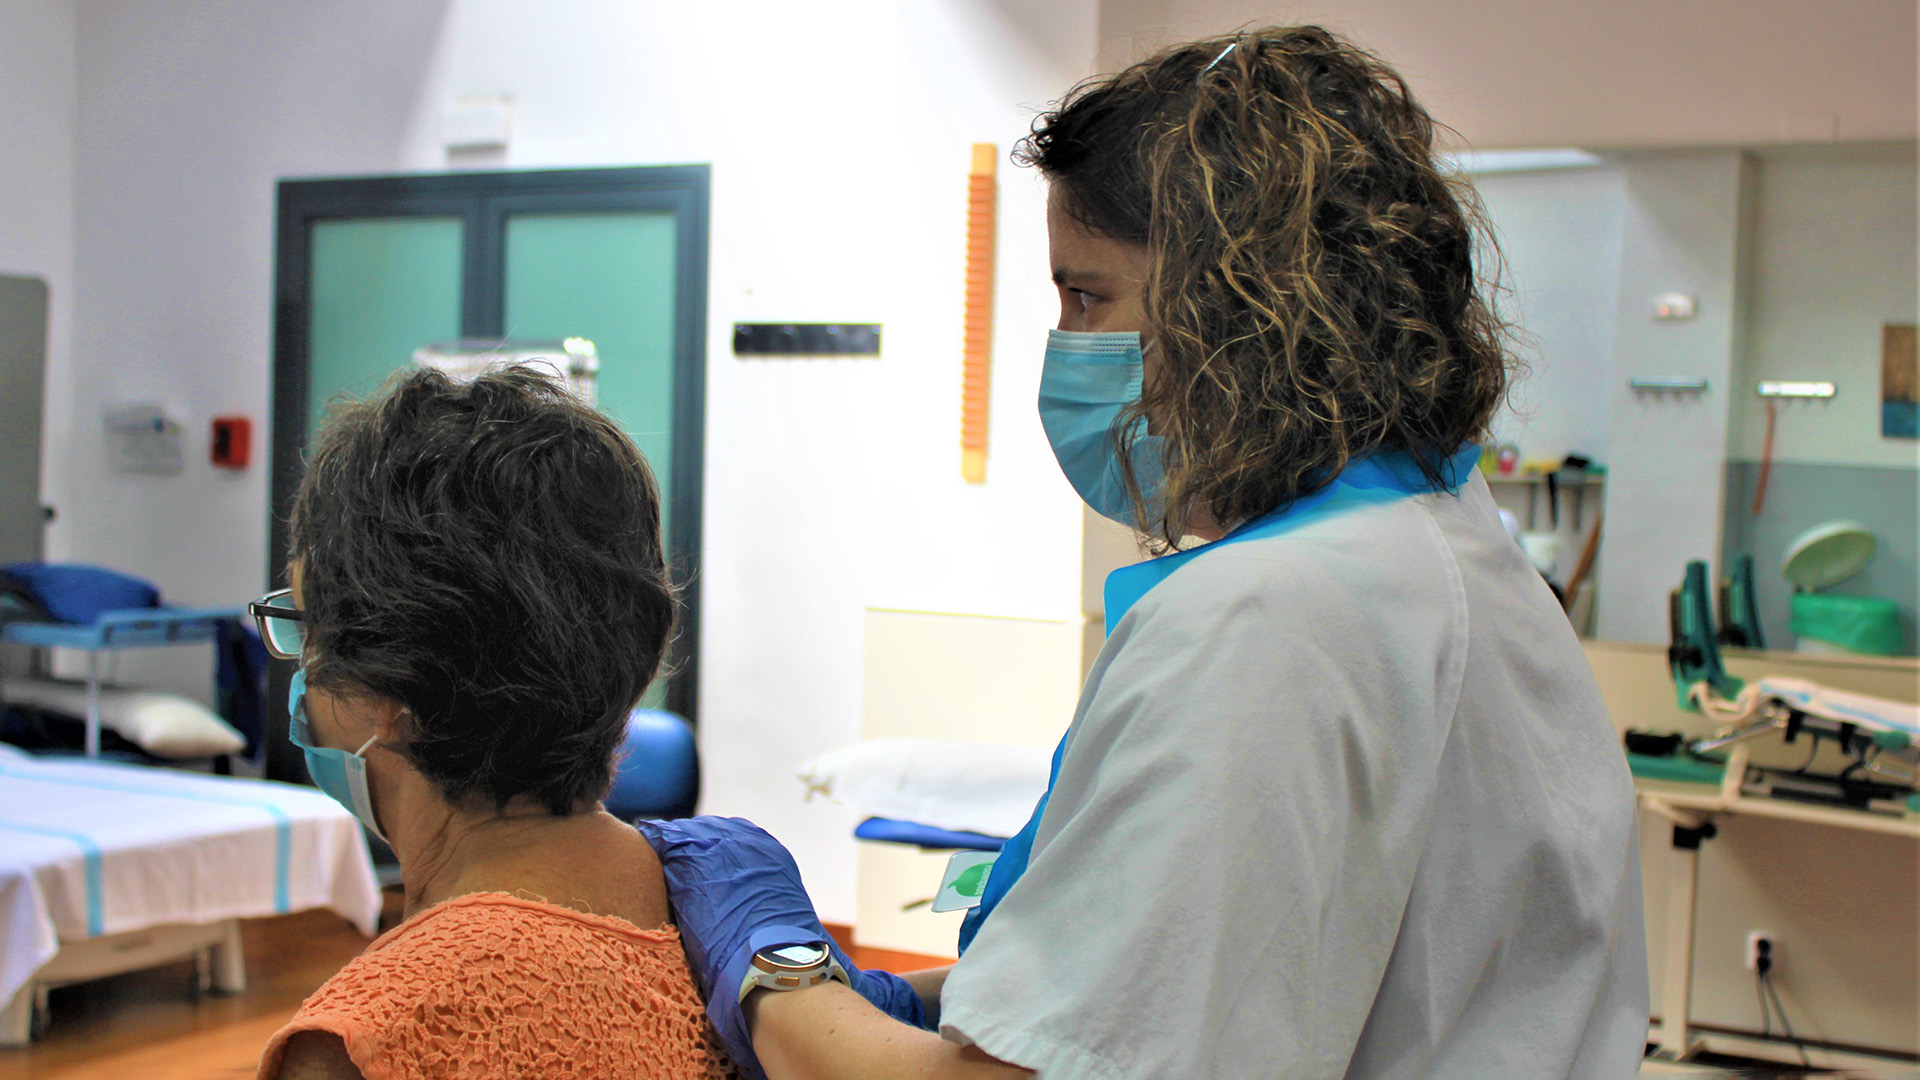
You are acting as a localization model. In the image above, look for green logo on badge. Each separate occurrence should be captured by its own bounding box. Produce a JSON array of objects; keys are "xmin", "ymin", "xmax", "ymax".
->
[{"xmin": 953, "ymin": 862, "xmax": 991, "ymax": 898}]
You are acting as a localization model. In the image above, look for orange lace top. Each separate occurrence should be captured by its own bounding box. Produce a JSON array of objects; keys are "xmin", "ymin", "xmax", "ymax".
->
[{"xmin": 258, "ymin": 892, "xmax": 734, "ymax": 1080}]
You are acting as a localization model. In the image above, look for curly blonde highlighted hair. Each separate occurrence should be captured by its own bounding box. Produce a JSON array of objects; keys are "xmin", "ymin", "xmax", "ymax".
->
[{"xmin": 1018, "ymin": 26, "xmax": 1512, "ymax": 545}]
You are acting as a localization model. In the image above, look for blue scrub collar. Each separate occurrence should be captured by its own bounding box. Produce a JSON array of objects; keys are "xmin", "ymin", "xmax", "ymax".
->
[{"xmin": 1103, "ymin": 443, "xmax": 1482, "ymax": 636}]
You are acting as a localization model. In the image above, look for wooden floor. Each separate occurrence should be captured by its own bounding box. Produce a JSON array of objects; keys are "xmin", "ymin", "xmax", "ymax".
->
[
  {"xmin": 0, "ymin": 905, "xmax": 385, "ymax": 1080},
  {"xmin": 0, "ymin": 900, "xmax": 944, "ymax": 1080}
]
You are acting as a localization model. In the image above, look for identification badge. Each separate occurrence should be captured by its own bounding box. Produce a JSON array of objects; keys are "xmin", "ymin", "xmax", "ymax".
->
[{"xmin": 931, "ymin": 851, "xmax": 997, "ymax": 912}]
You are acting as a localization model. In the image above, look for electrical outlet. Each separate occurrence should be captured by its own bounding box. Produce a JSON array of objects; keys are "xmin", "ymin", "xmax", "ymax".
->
[{"xmin": 1745, "ymin": 931, "xmax": 1777, "ymax": 973}]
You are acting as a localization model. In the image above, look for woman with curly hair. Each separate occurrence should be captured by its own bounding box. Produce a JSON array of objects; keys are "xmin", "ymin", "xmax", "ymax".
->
[{"xmin": 645, "ymin": 27, "xmax": 1647, "ymax": 1079}]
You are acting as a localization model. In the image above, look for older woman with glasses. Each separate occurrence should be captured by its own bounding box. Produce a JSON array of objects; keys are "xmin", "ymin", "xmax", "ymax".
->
[{"xmin": 250, "ymin": 366, "xmax": 731, "ymax": 1080}]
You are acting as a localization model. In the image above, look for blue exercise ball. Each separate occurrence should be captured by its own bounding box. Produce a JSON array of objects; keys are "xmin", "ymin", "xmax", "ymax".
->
[{"xmin": 606, "ymin": 708, "xmax": 699, "ymax": 822}]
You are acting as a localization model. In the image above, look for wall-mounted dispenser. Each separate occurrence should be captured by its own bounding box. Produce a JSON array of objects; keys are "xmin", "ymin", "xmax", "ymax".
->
[{"xmin": 104, "ymin": 404, "xmax": 183, "ymax": 476}]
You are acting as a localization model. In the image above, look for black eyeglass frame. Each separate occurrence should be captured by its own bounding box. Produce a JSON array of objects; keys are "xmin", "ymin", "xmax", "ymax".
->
[{"xmin": 248, "ymin": 587, "xmax": 306, "ymax": 660}]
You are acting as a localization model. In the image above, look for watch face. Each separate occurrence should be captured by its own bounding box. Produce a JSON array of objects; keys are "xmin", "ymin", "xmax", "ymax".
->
[{"xmin": 765, "ymin": 943, "xmax": 827, "ymax": 967}]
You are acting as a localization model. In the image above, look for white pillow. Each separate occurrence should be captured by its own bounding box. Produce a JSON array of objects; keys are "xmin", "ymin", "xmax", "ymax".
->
[
  {"xmin": 796, "ymin": 738, "xmax": 1052, "ymax": 838},
  {"xmin": 2, "ymin": 677, "xmax": 246, "ymax": 758}
]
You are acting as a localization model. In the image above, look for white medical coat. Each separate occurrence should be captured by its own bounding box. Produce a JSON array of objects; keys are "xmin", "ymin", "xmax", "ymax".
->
[{"xmin": 939, "ymin": 474, "xmax": 1649, "ymax": 1079}]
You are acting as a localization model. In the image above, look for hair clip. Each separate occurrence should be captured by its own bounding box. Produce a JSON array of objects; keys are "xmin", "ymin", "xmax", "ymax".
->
[{"xmin": 1200, "ymin": 40, "xmax": 1238, "ymax": 76}]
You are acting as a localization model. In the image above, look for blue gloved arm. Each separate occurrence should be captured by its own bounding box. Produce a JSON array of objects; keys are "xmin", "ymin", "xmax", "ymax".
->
[
  {"xmin": 635, "ymin": 817, "xmax": 931, "ymax": 1079},
  {"xmin": 845, "ymin": 956, "xmax": 930, "ymax": 1029}
]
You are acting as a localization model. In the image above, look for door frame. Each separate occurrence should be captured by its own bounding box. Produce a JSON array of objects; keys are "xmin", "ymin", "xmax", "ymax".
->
[
  {"xmin": 270, "ymin": 166, "xmax": 710, "ymax": 743},
  {"xmin": 0, "ymin": 274, "xmax": 49, "ymax": 565}
]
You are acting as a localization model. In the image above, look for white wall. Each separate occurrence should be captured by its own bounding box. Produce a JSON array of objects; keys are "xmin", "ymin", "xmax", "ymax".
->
[
  {"xmin": 404, "ymin": 0, "xmax": 1101, "ymax": 922},
  {"xmin": 0, "ymin": 0, "xmax": 76, "ymax": 551},
  {"xmin": 59, "ymin": 0, "xmax": 1100, "ymax": 923},
  {"xmin": 60, "ymin": 0, "xmax": 453, "ymax": 702},
  {"xmin": 1730, "ymin": 145, "xmax": 1919, "ymax": 469},
  {"xmin": 1474, "ymin": 165, "xmax": 1626, "ymax": 465},
  {"xmin": 1097, "ymin": 0, "xmax": 1916, "ymax": 150},
  {"xmin": 1596, "ymin": 151, "xmax": 1752, "ymax": 644}
]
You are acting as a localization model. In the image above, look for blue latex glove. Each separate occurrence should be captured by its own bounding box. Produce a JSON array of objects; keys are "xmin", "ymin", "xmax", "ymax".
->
[{"xmin": 635, "ymin": 816, "xmax": 930, "ymax": 1077}]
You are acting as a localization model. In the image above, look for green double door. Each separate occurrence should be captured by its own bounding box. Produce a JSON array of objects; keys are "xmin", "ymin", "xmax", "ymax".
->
[
  {"xmin": 270, "ymin": 169, "xmax": 708, "ymax": 774},
  {"xmin": 305, "ymin": 210, "xmax": 684, "ymax": 544}
]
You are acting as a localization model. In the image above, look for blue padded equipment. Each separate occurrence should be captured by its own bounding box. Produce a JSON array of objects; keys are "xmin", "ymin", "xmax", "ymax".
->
[
  {"xmin": 854, "ymin": 816, "xmax": 1006, "ymax": 852},
  {"xmin": 608, "ymin": 708, "xmax": 700, "ymax": 821},
  {"xmin": 2, "ymin": 563, "xmax": 160, "ymax": 624}
]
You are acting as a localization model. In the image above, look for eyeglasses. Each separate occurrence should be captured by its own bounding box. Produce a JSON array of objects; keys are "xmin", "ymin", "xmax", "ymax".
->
[{"xmin": 248, "ymin": 588, "xmax": 306, "ymax": 660}]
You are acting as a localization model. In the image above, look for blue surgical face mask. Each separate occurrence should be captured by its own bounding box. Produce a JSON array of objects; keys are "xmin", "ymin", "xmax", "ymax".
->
[
  {"xmin": 1037, "ymin": 329, "xmax": 1166, "ymax": 526},
  {"xmin": 288, "ymin": 668, "xmax": 387, "ymax": 842}
]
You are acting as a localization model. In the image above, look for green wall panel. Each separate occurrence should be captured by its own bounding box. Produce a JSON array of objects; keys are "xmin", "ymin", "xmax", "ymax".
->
[
  {"xmin": 307, "ymin": 217, "xmax": 464, "ymax": 439},
  {"xmin": 504, "ymin": 211, "xmax": 678, "ymax": 536},
  {"xmin": 505, "ymin": 211, "xmax": 679, "ymax": 710}
]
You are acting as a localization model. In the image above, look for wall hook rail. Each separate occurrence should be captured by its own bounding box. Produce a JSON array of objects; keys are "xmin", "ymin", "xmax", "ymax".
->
[{"xmin": 1629, "ymin": 377, "xmax": 1709, "ymax": 394}]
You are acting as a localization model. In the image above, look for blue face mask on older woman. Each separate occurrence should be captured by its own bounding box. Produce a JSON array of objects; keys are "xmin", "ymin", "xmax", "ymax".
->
[
  {"xmin": 288, "ymin": 668, "xmax": 387, "ymax": 842},
  {"xmin": 1037, "ymin": 328, "xmax": 1166, "ymax": 526}
]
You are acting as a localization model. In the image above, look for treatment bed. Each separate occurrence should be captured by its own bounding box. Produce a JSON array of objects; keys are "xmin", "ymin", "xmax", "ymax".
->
[{"xmin": 0, "ymin": 743, "xmax": 379, "ymax": 1044}]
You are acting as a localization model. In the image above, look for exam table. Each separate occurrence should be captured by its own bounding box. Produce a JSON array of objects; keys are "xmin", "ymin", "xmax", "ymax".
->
[{"xmin": 0, "ymin": 744, "xmax": 379, "ymax": 1044}]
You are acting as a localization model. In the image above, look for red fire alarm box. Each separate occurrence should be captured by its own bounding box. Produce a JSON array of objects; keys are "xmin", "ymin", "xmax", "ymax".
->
[{"xmin": 211, "ymin": 416, "xmax": 251, "ymax": 468}]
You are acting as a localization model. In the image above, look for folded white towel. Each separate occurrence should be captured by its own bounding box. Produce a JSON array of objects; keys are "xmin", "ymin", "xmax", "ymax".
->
[{"xmin": 797, "ymin": 738, "xmax": 1052, "ymax": 838}]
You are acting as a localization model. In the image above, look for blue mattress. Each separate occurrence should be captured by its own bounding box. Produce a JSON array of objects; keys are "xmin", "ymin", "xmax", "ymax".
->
[{"xmin": 854, "ymin": 816, "xmax": 1006, "ymax": 852}]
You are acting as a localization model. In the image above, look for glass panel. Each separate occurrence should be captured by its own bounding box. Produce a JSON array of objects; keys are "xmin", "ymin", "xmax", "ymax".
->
[
  {"xmin": 307, "ymin": 217, "xmax": 464, "ymax": 439},
  {"xmin": 504, "ymin": 210, "xmax": 679, "ymax": 710}
]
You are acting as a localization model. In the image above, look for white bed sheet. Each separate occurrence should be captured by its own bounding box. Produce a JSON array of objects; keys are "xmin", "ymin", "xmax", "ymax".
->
[{"xmin": 0, "ymin": 744, "xmax": 379, "ymax": 1004}]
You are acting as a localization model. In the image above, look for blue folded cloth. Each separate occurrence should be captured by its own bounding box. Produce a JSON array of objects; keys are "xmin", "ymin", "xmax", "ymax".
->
[
  {"xmin": 1, "ymin": 563, "xmax": 161, "ymax": 624},
  {"xmin": 854, "ymin": 816, "xmax": 1006, "ymax": 852}
]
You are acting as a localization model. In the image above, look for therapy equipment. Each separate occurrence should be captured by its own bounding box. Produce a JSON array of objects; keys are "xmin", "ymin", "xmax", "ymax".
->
[
  {"xmin": 1666, "ymin": 558, "xmax": 1919, "ymax": 813},
  {"xmin": 1640, "ymin": 567, "xmax": 1920, "ymax": 1062},
  {"xmin": 0, "ymin": 743, "xmax": 379, "ymax": 1044},
  {"xmin": 1669, "ymin": 560, "xmax": 1741, "ymax": 708},
  {"xmin": 1716, "ymin": 554, "xmax": 1765, "ymax": 649}
]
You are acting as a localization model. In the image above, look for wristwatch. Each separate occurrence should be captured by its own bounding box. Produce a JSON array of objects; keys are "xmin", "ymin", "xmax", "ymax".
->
[{"xmin": 737, "ymin": 939, "xmax": 852, "ymax": 1002}]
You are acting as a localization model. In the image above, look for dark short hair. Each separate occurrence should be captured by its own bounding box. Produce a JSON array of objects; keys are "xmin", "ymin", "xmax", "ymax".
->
[
  {"xmin": 1018, "ymin": 26, "xmax": 1513, "ymax": 544},
  {"xmin": 289, "ymin": 365, "xmax": 675, "ymax": 815}
]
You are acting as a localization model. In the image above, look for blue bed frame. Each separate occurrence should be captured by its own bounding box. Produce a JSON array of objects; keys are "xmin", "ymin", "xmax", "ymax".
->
[{"xmin": 1, "ymin": 606, "xmax": 245, "ymax": 757}]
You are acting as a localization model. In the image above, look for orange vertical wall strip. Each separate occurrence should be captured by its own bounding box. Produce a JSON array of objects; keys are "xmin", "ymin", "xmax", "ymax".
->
[{"xmin": 960, "ymin": 143, "xmax": 997, "ymax": 484}]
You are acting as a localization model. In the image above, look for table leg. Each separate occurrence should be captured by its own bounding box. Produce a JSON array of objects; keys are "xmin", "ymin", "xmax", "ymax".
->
[
  {"xmin": 0, "ymin": 983, "xmax": 29, "ymax": 1047},
  {"xmin": 84, "ymin": 651, "xmax": 101, "ymax": 758},
  {"xmin": 211, "ymin": 918, "xmax": 247, "ymax": 993},
  {"xmin": 1655, "ymin": 821, "xmax": 1712, "ymax": 1059}
]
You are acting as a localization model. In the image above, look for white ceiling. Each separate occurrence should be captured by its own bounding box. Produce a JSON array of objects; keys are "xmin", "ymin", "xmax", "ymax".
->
[{"xmin": 1096, "ymin": 0, "xmax": 1918, "ymax": 151}]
